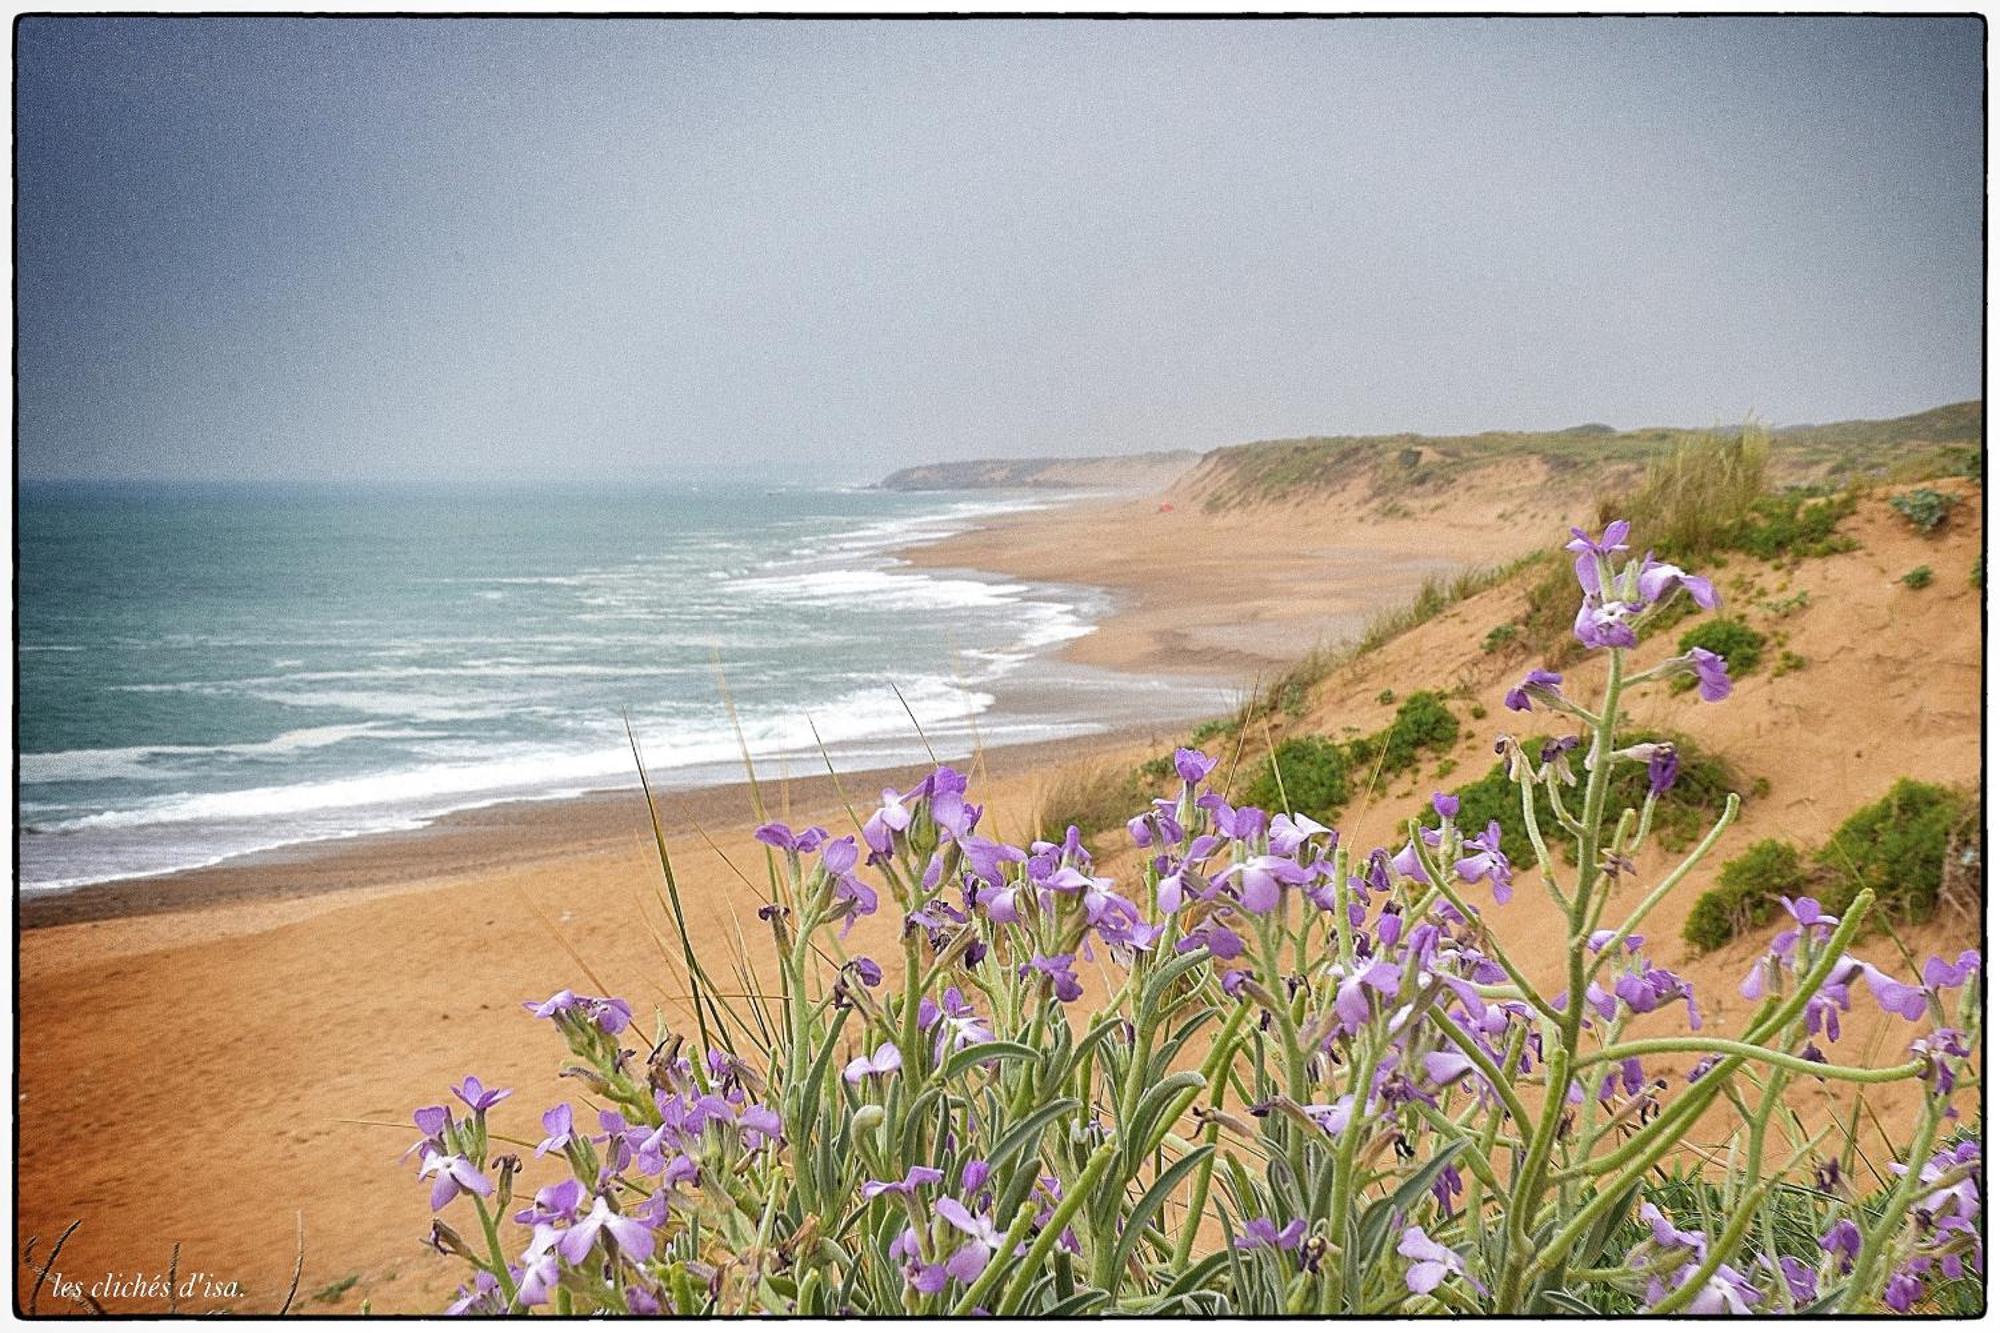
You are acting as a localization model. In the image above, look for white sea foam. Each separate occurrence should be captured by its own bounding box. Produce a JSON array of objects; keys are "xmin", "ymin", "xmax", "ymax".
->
[{"xmin": 20, "ymin": 487, "xmax": 1143, "ymax": 894}]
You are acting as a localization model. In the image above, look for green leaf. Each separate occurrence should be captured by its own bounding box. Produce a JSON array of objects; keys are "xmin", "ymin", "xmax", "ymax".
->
[
  {"xmin": 1044, "ymin": 1288, "xmax": 1107, "ymax": 1317},
  {"xmin": 940, "ymin": 1039, "xmax": 1044, "ymax": 1083},
  {"xmin": 1354, "ymin": 1138, "xmax": 1470, "ymax": 1266},
  {"xmin": 1109, "ymin": 1145, "xmax": 1214, "ymax": 1286},
  {"xmin": 1129, "ymin": 1071, "xmax": 1206, "ymax": 1158},
  {"xmin": 1161, "ymin": 1249, "xmax": 1230, "ymax": 1299}
]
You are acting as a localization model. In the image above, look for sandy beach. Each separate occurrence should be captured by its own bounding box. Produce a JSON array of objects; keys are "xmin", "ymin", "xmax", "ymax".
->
[{"xmin": 16, "ymin": 468, "xmax": 1983, "ymax": 1314}]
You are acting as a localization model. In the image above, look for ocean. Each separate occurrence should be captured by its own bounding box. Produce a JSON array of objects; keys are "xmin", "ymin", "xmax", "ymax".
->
[{"xmin": 17, "ymin": 482, "xmax": 1225, "ymax": 895}]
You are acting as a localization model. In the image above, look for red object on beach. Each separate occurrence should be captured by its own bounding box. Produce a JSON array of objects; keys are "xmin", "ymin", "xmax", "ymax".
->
[{"xmin": 1158, "ymin": 502, "xmax": 1175, "ymax": 512}]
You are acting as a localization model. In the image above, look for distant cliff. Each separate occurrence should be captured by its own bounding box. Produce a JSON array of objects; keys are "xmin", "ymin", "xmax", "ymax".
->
[{"xmin": 878, "ymin": 451, "xmax": 1202, "ymax": 492}]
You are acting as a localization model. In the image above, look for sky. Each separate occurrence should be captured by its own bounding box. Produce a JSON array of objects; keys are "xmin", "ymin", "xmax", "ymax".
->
[{"xmin": 15, "ymin": 16, "xmax": 1986, "ymax": 485}]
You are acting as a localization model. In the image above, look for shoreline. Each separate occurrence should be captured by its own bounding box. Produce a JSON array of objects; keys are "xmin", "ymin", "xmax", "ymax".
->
[
  {"xmin": 18, "ymin": 485, "xmax": 1243, "ymax": 928},
  {"xmin": 16, "ymin": 723, "xmax": 1188, "ymax": 933}
]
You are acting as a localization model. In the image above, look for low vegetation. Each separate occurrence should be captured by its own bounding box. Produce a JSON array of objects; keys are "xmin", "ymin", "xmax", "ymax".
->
[
  {"xmin": 1816, "ymin": 779, "xmax": 1977, "ymax": 921},
  {"xmin": 1684, "ymin": 779, "xmax": 1977, "ymax": 950},
  {"xmin": 1890, "ymin": 487, "xmax": 1961, "ymax": 534},
  {"xmin": 1241, "ymin": 691, "xmax": 1461, "ymax": 820},
  {"xmin": 1673, "ymin": 618, "xmax": 1767, "ymax": 688},
  {"xmin": 1682, "ymin": 838, "xmax": 1810, "ymax": 952}
]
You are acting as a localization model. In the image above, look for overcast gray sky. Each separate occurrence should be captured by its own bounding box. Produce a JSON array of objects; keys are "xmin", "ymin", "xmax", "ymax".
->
[{"xmin": 16, "ymin": 17, "xmax": 1984, "ymax": 485}]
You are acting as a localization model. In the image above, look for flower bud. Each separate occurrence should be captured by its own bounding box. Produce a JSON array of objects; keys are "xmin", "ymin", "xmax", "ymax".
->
[{"xmin": 851, "ymin": 1104, "xmax": 886, "ymax": 1135}]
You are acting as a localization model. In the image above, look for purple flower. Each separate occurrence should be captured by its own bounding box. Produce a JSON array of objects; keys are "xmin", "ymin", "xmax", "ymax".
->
[
  {"xmin": 1176, "ymin": 923, "xmax": 1246, "ymax": 961},
  {"xmin": 535, "ymin": 1104, "xmax": 574, "ymax": 1157},
  {"xmin": 1504, "ymin": 668, "xmax": 1565, "ymax": 713},
  {"xmin": 451, "ymin": 1076, "xmax": 511, "ymax": 1113},
  {"xmin": 1390, "ymin": 840, "xmax": 1435, "ymax": 885},
  {"xmin": 1613, "ymin": 965, "xmax": 1701, "ymax": 1030},
  {"xmin": 1453, "ymin": 821, "xmax": 1513, "ymax": 905},
  {"xmin": 737, "ymin": 1103, "xmax": 783, "ymax": 1148},
  {"xmin": 557, "ymin": 1194, "xmax": 655, "ymax": 1264},
  {"xmin": 1234, "ymin": 1217, "xmax": 1306, "ymax": 1252},
  {"xmin": 1686, "ymin": 646, "xmax": 1732, "ymax": 702},
  {"xmin": 1575, "ymin": 595, "xmax": 1641, "ymax": 650},
  {"xmin": 407, "ymin": 1104, "xmax": 452, "ymax": 1161},
  {"xmin": 862, "ymin": 786, "xmax": 914, "ymax": 856},
  {"xmin": 754, "ymin": 821, "xmax": 827, "ymax": 855},
  {"xmin": 850, "ymin": 956, "xmax": 884, "ymax": 988},
  {"xmin": 1646, "ymin": 744, "xmax": 1679, "ymax": 797},
  {"xmin": 862, "ymin": 1165, "xmax": 945, "ymax": 1200},
  {"xmin": 445, "ymin": 1268, "xmax": 504, "ymax": 1316},
  {"xmin": 1228, "ymin": 854, "xmax": 1315, "ymax": 914},
  {"xmin": 1883, "ymin": 1269, "xmax": 1924, "ymax": 1313},
  {"xmin": 1639, "ymin": 1201, "xmax": 1706, "ymax": 1257},
  {"xmin": 1269, "ymin": 812, "xmax": 1333, "ymax": 857},
  {"xmin": 1662, "ymin": 1262, "xmax": 1760, "ymax": 1314},
  {"xmin": 523, "ymin": 989, "xmax": 580, "ymax": 1019},
  {"xmin": 935, "ymin": 1197, "xmax": 1007, "ymax": 1282},
  {"xmin": 1636, "ymin": 555, "xmax": 1719, "ymax": 611},
  {"xmin": 1431, "ymin": 792, "xmax": 1460, "ymax": 821},
  {"xmin": 961, "ymin": 835, "xmax": 1026, "ymax": 885},
  {"xmin": 1924, "ymin": 949, "xmax": 1982, "ymax": 991},
  {"xmin": 1819, "ymin": 1218, "xmax": 1862, "ymax": 1273},
  {"xmin": 1565, "ymin": 520, "xmax": 1631, "ymax": 594},
  {"xmin": 1333, "ymin": 960, "xmax": 1401, "ymax": 1031},
  {"xmin": 843, "ymin": 1041, "xmax": 903, "ymax": 1084},
  {"xmin": 1775, "ymin": 1255, "xmax": 1818, "ymax": 1304},
  {"xmin": 1174, "ymin": 747, "xmax": 1218, "ymax": 785},
  {"xmin": 1025, "ymin": 952, "xmax": 1084, "ymax": 1002},
  {"xmin": 1831, "ymin": 956, "xmax": 1928, "ymax": 1021},
  {"xmin": 1422, "ymin": 1051, "xmax": 1478, "ymax": 1088},
  {"xmin": 418, "ymin": 1151, "xmax": 493, "ymax": 1212},
  {"xmin": 961, "ymin": 1160, "xmax": 991, "ymax": 1194},
  {"xmin": 514, "ymin": 1177, "xmax": 585, "ymax": 1227},
  {"xmin": 1398, "ymin": 1226, "xmax": 1475, "ymax": 1295}
]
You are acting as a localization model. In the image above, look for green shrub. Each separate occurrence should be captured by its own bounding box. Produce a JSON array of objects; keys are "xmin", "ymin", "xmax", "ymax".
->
[
  {"xmin": 1376, "ymin": 688, "xmax": 1397, "ymax": 706},
  {"xmin": 1482, "ymin": 623, "xmax": 1519, "ymax": 654},
  {"xmin": 1247, "ymin": 693, "xmax": 1460, "ymax": 819},
  {"xmin": 1683, "ymin": 839, "xmax": 1809, "ymax": 952},
  {"xmin": 1901, "ymin": 565, "xmax": 1934, "ymax": 589},
  {"xmin": 1672, "ymin": 619, "xmax": 1766, "ymax": 690},
  {"xmin": 1376, "ymin": 690, "xmax": 1459, "ymax": 773},
  {"xmin": 1720, "ymin": 489, "xmax": 1859, "ymax": 559},
  {"xmin": 1678, "ymin": 612, "xmax": 1767, "ymax": 662},
  {"xmin": 1242, "ymin": 735, "xmax": 1352, "ymax": 823},
  {"xmin": 1444, "ymin": 730, "xmax": 1740, "ymax": 868},
  {"xmin": 1890, "ymin": 488, "xmax": 1958, "ymax": 533},
  {"xmin": 1816, "ymin": 779, "xmax": 1973, "ymax": 921}
]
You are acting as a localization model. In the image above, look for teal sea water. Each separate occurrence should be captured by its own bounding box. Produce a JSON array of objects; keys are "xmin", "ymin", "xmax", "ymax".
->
[{"xmin": 18, "ymin": 483, "xmax": 1222, "ymax": 894}]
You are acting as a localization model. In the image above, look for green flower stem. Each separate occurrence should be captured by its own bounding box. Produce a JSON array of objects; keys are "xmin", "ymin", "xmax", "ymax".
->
[
  {"xmin": 1497, "ymin": 644, "xmax": 1619, "ymax": 1312},
  {"xmin": 471, "ymin": 1195, "xmax": 520, "ymax": 1305},
  {"xmin": 995, "ymin": 1137, "xmax": 1121, "ymax": 1315},
  {"xmin": 1845, "ymin": 1092, "xmax": 1944, "ymax": 1310},
  {"xmin": 1530, "ymin": 893, "xmax": 1878, "ymax": 1278},
  {"xmin": 1324, "ymin": 1030, "xmax": 1386, "ymax": 1298},
  {"xmin": 1516, "ymin": 765, "xmax": 1568, "ymax": 913},
  {"xmin": 1578, "ymin": 1039, "xmax": 1926, "ymax": 1084},
  {"xmin": 1589, "ymin": 793, "xmax": 1740, "ymax": 966}
]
